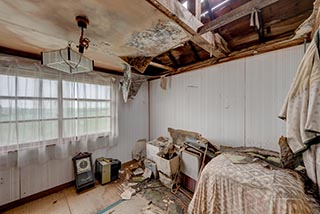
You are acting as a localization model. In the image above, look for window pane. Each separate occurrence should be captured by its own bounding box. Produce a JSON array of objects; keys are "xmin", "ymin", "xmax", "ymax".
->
[
  {"xmin": 17, "ymin": 100, "xmax": 39, "ymax": 121},
  {"xmin": 0, "ymin": 123, "xmax": 17, "ymax": 146},
  {"xmin": 97, "ymin": 117, "xmax": 110, "ymax": 133},
  {"xmin": 42, "ymin": 100, "xmax": 58, "ymax": 119},
  {"xmin": 40, "ymin": 120, "xmax": 58, "ymax": 140},
  {"xmin": 0, "ymin": 74, "xmax": 15, "ymax": 96},
  {"xmin": 98, "ymin": 85, "xmax": 110, "ymax": 100},
  {"xmin": 78, "ymin": 117, "xmax": 110, "ymax": 135},
  {"xmin": 63, "ymin": 119, "xmax": 77, "ymax": 138},
  {"xmin": 42, "ymin": 79, "xmax": 58, "ymax": 98},
  {"xmin": 77, "ymin": 101, "xmax": 110, "ymax": 117},
  {"xmin": 62, "ymin": 81, "xmax": 76, "ymax": 98},
  {"xmin": 17, "ymin": 76, "xmax": 40, "ymax": 97},
  {"xmin": 63, "ymin": 100, "xmax": 77, "ymax": 118},
  {"xmin": 0, "ymin": 99, "xmax": 15, "ymax": 122},
  {"xmin": 77, "ymin": 83, "xmax": 94, "ymax": 99},
  {"xmin": 18, "ymin": 122, "xmax": 39, "ymax": 143}
]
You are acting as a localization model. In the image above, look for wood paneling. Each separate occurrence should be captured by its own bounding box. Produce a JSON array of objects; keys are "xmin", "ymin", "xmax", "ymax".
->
[{"xmin": 150, "ymin": 45, "xmax": 304, "ymax": 151}]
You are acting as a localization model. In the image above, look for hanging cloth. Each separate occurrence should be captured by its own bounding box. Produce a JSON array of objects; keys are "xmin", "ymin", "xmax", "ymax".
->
[{"xmin": 279, "ymin": 29, "xmax": 320, "ymax": 192}]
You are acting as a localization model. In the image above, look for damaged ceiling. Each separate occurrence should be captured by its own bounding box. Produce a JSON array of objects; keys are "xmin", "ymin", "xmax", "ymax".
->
[{"xmin": 0, "ymin": 0, "xmax": 315, "ymax": 76}]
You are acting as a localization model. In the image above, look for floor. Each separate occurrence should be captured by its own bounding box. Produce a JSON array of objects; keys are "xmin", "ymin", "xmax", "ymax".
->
[{"xmin": 4, "ymin": 180, "xmax": 122, "ymax": 214}]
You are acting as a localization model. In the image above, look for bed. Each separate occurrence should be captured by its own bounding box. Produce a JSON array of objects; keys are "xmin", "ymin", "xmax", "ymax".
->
[{"xmin": 188, "ymin": 153, "xmax": 320, "ymax": 214}]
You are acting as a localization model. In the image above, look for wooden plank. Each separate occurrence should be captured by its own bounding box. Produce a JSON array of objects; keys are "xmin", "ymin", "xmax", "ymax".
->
[{"xmin": 198, "ymin": 0, "xmax": 279, "ymax": 35}]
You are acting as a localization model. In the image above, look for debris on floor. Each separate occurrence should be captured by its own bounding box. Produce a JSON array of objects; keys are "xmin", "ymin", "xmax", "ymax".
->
[{"xmin": 120, "ymin": 186, "xmax": 136, "ymax": 200}]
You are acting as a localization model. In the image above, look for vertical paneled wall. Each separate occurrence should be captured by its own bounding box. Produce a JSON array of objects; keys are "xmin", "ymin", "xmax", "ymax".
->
[{"xmin": 150, "ymin": 45, "xmax": 305, "ymax": 151}]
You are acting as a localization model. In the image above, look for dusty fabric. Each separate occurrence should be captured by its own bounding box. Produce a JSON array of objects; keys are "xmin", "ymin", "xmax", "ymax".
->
[
  {"xmin": 279, "ymin": 29, "xmax": 320, "ymax": 188},
  {"xmin": 188, "ymin": 154, "xmax": 320, "ymax": 214},
  {"xmin": 278, "ymin": 136, "xmax": 302, "ymax": 169}
]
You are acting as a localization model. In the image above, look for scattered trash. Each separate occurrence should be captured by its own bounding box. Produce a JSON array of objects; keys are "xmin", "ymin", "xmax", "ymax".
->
[
  {"xmin": 120, "ymin": 187, "xmax": 136, "ymax": 200},
  {"xmin": 131, "ymin": 176, "xmax": 145, "ymax": 183},
  {"xmin": 142, "ymin": 168, "xmax": 153, "ymax": 180},
  {"xmin": 128, "ymin": 182, "xmax": 139, "ymax": 187},
  {"xmin": 133, "ymin": 167, "xmax": 144, "ymax": 176}
]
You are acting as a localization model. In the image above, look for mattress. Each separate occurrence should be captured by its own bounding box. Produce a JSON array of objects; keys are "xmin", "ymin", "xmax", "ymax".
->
[{"xmin": 188, "ymin": 153, "xmax": 320, "ymax": 214}]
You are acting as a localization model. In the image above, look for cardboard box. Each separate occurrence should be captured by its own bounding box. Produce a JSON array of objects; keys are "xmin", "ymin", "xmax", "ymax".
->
[
  {"xmin": 155, "ymin": 153, "xmax": 179, "ymax": 177},
  {"xmin": 146, "ymin": 141, "xmax": 162, "ymax": 162}
]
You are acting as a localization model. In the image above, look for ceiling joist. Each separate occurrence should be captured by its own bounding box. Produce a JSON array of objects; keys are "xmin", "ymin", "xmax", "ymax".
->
[{"xmin": 198, "ymin": 0, "xmax": 279, "ymax": 35}]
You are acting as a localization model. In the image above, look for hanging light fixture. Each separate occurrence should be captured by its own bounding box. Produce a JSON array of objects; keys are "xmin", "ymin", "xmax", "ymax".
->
[{"xmin": 41, "ymin": 15, "xmax": 94, "ymax": 74}]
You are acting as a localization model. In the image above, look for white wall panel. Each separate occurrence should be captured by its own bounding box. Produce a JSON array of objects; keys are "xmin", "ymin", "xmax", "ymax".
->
[
  {"xmin": 0, "ymin": 167, "xmax": 19, "ymax": 206},
  {"xmin": 150, "ymin": 59, "xmax": 245, "ymax": 148},
  {"xmin": 150, "ymin": 45, "xmax": 304, "ymax": 151},
  {"xmin": 108, "ymin": 82, "xmax": 149, "ymax": 162},
  {"xmin": 245, "ymin": 46, "xmax": 304, "ymax": 151}
]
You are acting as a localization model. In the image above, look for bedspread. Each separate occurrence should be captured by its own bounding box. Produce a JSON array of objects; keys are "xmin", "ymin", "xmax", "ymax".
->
[{"xmin": 188, "ymin": 153, "xmax": 320, "ymax": 214}]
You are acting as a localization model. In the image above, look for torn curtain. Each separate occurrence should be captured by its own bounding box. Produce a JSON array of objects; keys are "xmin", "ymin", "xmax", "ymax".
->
[{"xmin": 279, "ymin": 29, "xmax": 320, "ymax": 191}]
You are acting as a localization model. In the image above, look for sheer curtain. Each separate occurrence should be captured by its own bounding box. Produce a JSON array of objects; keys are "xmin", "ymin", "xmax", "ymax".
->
[{"xmin": 0, "ymin": 54, "xmax": 118, "ymax": 168}]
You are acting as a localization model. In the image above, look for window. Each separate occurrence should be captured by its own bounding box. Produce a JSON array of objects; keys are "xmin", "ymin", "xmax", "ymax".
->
[
  {"xmin": 62, "ymin": 81, "xmax": 111, "ymax": 138},
  {"xmin": 0, "ymin": 72, "xmax": 112, "ymax": 147}
]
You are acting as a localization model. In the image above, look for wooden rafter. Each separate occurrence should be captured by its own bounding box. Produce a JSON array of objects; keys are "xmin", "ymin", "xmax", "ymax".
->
[
  {"xmin": 167, "ymin": 51, "xmax": 180, "ymax": 67},
  {"xmin": 198, "ymin": 0, "xmax": 279, "ymax": 35}
]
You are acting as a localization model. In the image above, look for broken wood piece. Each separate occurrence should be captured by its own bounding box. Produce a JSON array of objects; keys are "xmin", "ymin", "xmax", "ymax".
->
[
  {"xmin": 198, "ymin": 0, "xmax": 280, "ymax": 35},
  {"xmin": 149, "ymin": 61, "xmax": 175, "ymax": 72},
  {"xmin": 168, "ymin": 127, "xmax": 201, "ymax": 146}
]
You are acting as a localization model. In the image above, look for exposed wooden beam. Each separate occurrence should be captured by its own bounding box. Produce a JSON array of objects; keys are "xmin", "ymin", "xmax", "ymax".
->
[
  {"xmin": 189, "ymin": 0, "xmax": 201, "ymax": 20},
  {"xmin": 198, "ymin": 0, "xmax": 279, "ymax": 35},
  {"xmin": 166, "ymin": 51, "xmax": 180, "ymax": 67},
  {"xmin": 149, "ymin": 61, "xmax": 176, "ymax": 72}
]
